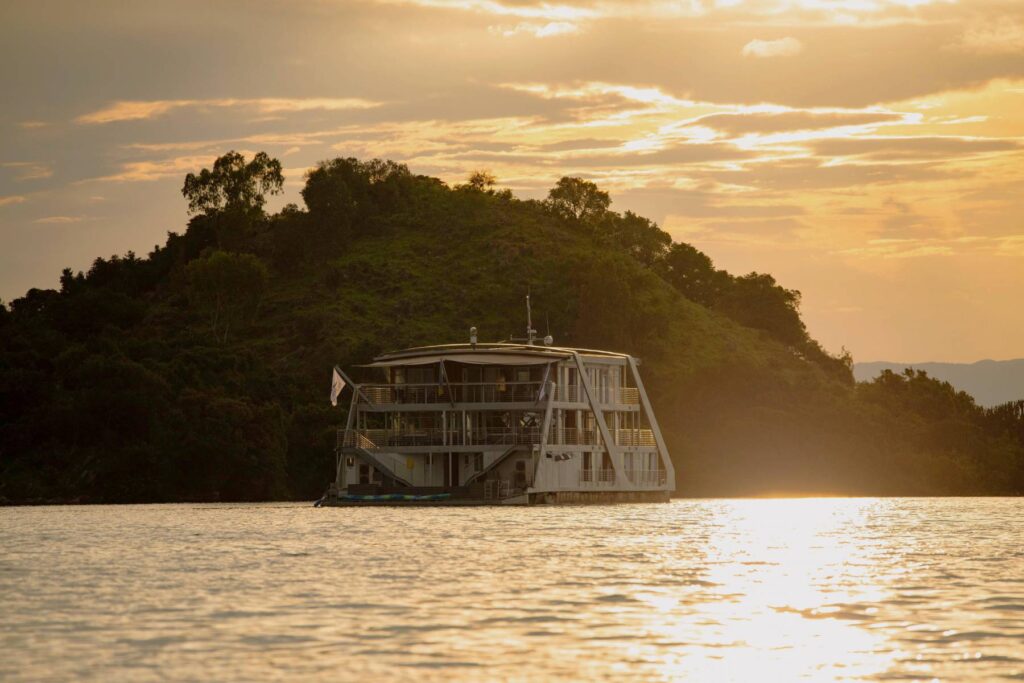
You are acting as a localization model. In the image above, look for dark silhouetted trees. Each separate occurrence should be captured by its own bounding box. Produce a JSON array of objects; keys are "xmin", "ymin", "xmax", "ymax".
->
[
  {"xmin": 185, "ymin": 251, "xmax": 268, "ymax": 342},
  {"xmin": 301, "ymin": 157, "xmax": 413, "ymax": 239},
  {"xmin": 0, "ymin": 152, "xmax": 1020, "ymax": 504},
  {"xmin": 658, "ymin": 243, "xmax": 730, "ymax": 307},
  {"xmin": 597, "ymin": 211, "xmax": 671, "ymax": 267}
]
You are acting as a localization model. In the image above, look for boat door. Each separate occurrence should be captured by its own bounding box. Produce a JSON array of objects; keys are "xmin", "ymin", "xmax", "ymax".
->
[{"xmin": 443, "ymin": 453, "xmax": 460, "ymax": 487}]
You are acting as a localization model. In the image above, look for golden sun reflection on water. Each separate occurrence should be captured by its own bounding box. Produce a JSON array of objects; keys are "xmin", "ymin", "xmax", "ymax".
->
[{"xmin": 642, "ymin": 499, "xmax": 900, "ymax": 681}]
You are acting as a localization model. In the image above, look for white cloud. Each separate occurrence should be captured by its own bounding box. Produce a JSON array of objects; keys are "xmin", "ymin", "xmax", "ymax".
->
[
  {"xmin": 380, "ymin": 0, "xmax": 597, "ymax": 22},
  {"xmin": 0, "ymin": 195, "xmax": 28, "ymax": 207},
  {"xmin": 496, "ymin": 21, "xmax": 581, "ymax": 38},
  {"xmin": 742, "ymin": 37, "xmax": 803, "ymax": 58}
]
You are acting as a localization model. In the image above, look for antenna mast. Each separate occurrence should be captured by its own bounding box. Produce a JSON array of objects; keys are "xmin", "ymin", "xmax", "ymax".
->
[{"xmin": 526, "ymin": 293, "xmax": 537, "ymax": 345}]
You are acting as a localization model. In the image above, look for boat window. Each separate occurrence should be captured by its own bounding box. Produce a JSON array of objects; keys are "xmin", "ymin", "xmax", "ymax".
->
[{"xmin": 407, "ymin": 367, "xmax": 436, "ymax": 384}]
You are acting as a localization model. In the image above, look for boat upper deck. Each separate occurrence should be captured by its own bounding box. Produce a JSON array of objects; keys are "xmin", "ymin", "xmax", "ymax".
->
[
  {"xmin": 363, "ymin": 342, "xmax": 632, "ymax": 366},
  {"xmin": 350, "ymin": 343, "xmax": 642, "ymax": 410}
]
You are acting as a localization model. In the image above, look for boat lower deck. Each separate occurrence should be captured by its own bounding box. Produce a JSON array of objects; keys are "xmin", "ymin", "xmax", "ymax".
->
[
  {"xmin": 316, "ymin": 497, "xmax": 527, "ymax": 507},
  {"xmin": 314, "ymin": 487, "xmax": 670, "ymax": 506}
]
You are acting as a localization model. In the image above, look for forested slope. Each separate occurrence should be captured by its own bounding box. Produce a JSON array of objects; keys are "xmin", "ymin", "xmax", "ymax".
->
[{"xmin": 1, "ymin": 153, "xmax": 1021, "ymax": 502}]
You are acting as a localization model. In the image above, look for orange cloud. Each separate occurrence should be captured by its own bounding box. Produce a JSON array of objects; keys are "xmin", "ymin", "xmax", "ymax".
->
[
  {"xmin": 33, "ymin": 215, "xmax": 84, "ymax": 224},
  {"xmin": 2, "ymin": 162, "xmax": 53, "ymax": 181},
  {"xmin": 76, "ymin": 98, "xmax": 382, "ymax": 125},
  {"xmin": 0, "ymin": 195, "xmax": 28, "ymax": 207},
  {"xmin": 84, "ymin": 155, "xmax": 229, "ymax": 182}
]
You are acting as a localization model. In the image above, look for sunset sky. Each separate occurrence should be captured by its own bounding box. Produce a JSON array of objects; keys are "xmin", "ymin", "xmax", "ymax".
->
[{"xmin": 2, "ymin": 0, "xmax": 1023, "ymax": 362}]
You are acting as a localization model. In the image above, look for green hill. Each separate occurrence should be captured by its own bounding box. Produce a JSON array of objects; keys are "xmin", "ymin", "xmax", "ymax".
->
[{"xmin": 1, "ymin": 153, "xmax": 1022, "ymax": 502}]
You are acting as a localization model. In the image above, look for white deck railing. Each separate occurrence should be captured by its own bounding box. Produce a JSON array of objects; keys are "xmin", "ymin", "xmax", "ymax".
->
[
  {"xmin": 546, "ymin": 428, "xmax": 655, "ymax": 447},
  {"xmin": 361, "ymin": 382, "xmax": 544, "ymax": 405},
  {"xmin": 342, "ymin": 426, "xmax": 656, "ymax": 450},
  {"xmin": 357, "ymin": 382, "xmax": 640, "ymax": 406},
  {"xmin": 342, "ymin": 427, "xmax": 542, "ymax": 449},
  {"xmin": 555, "ymin": 386, "xmax": 640, "ymax": 404},
  {"xmin": 550, "ymin": 427, "xmax": 599, "ymax": 446},
  {"xmin": 612, "ymin": 429, "xmax": 657, "ymax": 447}
]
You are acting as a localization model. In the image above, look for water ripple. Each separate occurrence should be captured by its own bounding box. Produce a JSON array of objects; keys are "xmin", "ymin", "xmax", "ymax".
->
[{"xmin": 1, "ymin": 498, "xmax": 1023, "ymax": 681}]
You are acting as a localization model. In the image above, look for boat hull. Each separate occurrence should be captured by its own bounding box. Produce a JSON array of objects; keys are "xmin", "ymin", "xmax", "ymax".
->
[{"xmin": 314, "ymin": 489, "xmax": 670, "ymax": 506}]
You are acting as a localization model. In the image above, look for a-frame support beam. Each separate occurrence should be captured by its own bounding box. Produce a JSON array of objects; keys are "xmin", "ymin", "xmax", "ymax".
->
[
  {"xmin": 532, "ymin": 369, "xmax": 557, "ymax": 485},
  {"xmin": 574, "ymin": 352, "xmax": 628, "ymax": 487},
  {"xmin": 626, "ymin": 356, "xmax": 675, "ymax": 490}
]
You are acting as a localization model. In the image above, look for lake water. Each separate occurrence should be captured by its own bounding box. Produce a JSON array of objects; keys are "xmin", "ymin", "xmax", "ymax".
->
[{"xmin": 1, "ymin": 499, "xmax": 1022, "ymax": 681}]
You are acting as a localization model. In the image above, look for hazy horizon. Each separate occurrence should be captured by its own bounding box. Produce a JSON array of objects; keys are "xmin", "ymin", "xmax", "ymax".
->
[
  {"xmin": 3, "ymin": 0, "xmax": 1023, "ymax": 362},
  {"xmin": 857, "ymin": 357, "xmax": 1024, "ymax": 365}
]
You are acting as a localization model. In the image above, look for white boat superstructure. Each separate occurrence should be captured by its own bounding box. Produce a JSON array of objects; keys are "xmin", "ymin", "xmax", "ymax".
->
[{"xmin": 320, "ymin": 308, "xmax": 674, "ymax": 505}]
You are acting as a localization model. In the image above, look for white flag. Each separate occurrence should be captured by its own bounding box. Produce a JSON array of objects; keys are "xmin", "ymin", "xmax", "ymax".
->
[{"xmin": 330, "ymin": 368, "xmax": 346, "ymax": 406}]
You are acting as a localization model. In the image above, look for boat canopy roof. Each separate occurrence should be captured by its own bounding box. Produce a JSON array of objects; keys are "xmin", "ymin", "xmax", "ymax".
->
[{"xmin": 358, "ymin": 343, "xmax": 630, "ymax": 368}]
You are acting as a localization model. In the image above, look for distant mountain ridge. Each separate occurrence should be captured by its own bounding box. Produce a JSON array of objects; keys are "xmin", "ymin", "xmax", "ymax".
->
[{"xmin": 855, "ymin": 359, "xmax": 1024, "ymax": 408}]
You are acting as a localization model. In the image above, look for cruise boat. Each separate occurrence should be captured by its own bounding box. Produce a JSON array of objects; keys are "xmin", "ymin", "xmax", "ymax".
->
[{"xmin": 318, "ymin": 302, "xmax": 674, "ymax": 505}]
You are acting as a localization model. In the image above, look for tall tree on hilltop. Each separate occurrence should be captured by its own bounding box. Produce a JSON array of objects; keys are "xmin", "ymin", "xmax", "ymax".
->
[
  {"xmin": 546, "ymin": 176, "xmax": 611, "ymax": 223},
  {"xmin": 181, "ymin": 151, "xmax": 284, "ymax": 216},
  {"xmin": 181, "ymin": 151, "xmax": 284, "ymax": 251},
  {"xmin": 465, "ymin": 170, "xmax": 496, "ymax": 192}
]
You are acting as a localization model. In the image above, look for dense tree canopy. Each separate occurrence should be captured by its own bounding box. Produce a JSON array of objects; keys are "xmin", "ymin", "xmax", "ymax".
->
[
  {"xmin": 301, "ymin": 157, "xmax": 412, "ymax": 231},
  {"xmin": 185, "ymin": 251, "xmax": 269, "ymax": 343},
  {"xmin": 1, "ymin": 151, "xmax": 1021, "ymax": 503},
  {"xmin": 658, "ymin": 243, "xmax": 729, "ymax": 307}
]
